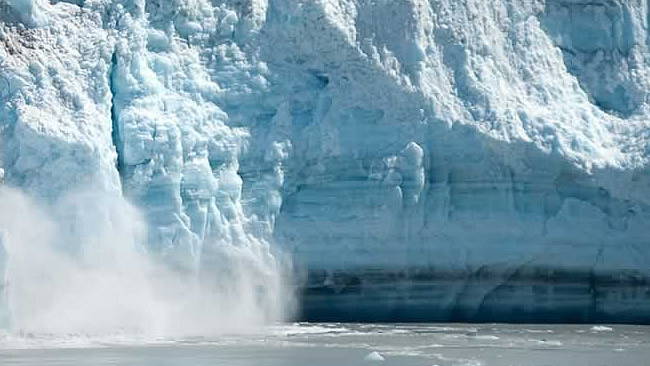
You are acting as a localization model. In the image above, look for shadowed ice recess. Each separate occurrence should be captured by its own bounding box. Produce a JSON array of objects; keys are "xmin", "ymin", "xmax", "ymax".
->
[{"xmin": 0, "ymin": 0, "xmax": 650, "ymax": 328}]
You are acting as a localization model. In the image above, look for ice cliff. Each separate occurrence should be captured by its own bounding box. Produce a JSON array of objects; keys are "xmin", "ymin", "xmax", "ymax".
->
[{"xmin": 1, "ymin": 0, "xmax": 650, "ymax": 323}]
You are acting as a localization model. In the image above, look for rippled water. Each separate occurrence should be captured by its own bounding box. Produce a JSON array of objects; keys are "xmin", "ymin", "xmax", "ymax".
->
[{"xmin": 1, "ymin": 323, "xmax": 649, "ymax": 366}]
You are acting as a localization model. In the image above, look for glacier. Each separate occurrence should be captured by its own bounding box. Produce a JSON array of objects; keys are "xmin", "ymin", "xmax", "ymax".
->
[{"xmin": 0, "ymin": 0, "xmax": 650, "ymax": 326}]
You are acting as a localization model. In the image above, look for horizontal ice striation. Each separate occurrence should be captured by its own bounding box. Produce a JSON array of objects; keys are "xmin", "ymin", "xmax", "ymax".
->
[
  {"xmin": 0, "ymin": 0, "xmax": 650, "ymax": 323},
  {"xmin": 266, "ymin": 0, "xmax": 650, "ymax": 322}
]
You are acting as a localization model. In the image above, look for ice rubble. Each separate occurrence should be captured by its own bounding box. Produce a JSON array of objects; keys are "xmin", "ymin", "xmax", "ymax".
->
[{"xmin": 0, "ymin": 0, "xmax": 649, "ymax": 322}]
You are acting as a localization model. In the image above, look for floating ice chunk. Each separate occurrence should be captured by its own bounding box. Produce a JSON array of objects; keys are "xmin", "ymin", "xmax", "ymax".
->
[
  {"xmin": 590, "ymin": 326, "xmax": 614, "ymax": 332},
  {"xmin": 364, "ymin": 351, "xmax": 385, "ymax": 361},
  {"xmin": 474, "ymin": 335, "xmax": 500, "ymax": 340}
]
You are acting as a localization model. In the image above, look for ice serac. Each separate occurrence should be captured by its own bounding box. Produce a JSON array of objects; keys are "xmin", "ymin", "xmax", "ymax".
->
[
  {"xmin": 0, "ymin": 0, "xmax": 285, "ymax": 333},
  {"xmin": 1, "ymin": 0, "xmax": 650, "ymax": 324}
]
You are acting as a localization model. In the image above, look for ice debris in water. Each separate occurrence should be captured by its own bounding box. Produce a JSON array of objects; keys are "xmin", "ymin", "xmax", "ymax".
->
[
  {"xmin": 591, "ymin": 326, "xmax": 614, "ymax": 332},
  {"xmin": 364, "ymin": 351, "xmax": 385, "ymax": 362}
]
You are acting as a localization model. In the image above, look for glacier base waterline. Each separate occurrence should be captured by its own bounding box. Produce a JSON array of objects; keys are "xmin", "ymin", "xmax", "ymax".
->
[
  {"xmin": 299, "ymin": 268, "xmax": 650, "ymax": 323},
  {"xmin": 1, "ymin": 0, "xmax": 650, "ymax": 326}
]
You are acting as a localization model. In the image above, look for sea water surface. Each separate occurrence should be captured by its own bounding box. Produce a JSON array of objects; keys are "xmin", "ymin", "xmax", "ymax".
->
[{"xmin": 0, "ymin": 323, "xmax": 648, "ymax": 366}]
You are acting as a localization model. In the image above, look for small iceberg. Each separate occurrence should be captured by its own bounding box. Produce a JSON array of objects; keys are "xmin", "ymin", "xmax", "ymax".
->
[
  {"xmin": 364, "ymin": 351, "xmax": 385, "ymax": 361},
  {"xmin": 590, "ymin": 326, "xmax": 613, "ymax": 332}
]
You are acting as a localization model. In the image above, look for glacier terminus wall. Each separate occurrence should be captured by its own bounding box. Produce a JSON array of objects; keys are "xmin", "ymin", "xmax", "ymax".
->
[{"xmin": 1, "ymin": 0, "xmax": 650, "ymax": 324}]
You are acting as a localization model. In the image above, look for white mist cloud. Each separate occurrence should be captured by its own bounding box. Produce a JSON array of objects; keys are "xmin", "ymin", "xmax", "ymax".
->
[{"xmin": 0, "ymin": 186, "xmax": 291, "ymax": 337}]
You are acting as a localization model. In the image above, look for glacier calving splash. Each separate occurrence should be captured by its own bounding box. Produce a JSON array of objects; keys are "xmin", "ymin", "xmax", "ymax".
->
[{"xmin": 1, "ymin": 0, "xmax": 650, "ymax": 324}]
